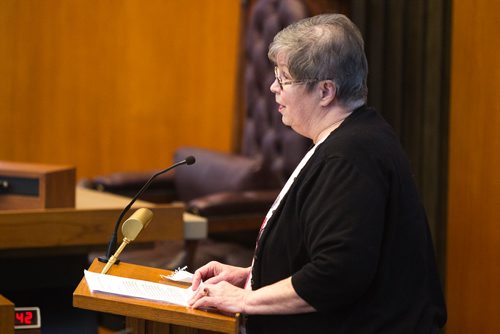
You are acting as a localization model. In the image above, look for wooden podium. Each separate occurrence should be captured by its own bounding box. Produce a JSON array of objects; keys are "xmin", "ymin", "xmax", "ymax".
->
[
  {"xmin": 73, "ymin": 259, "xmax": 240, "ymax": 334},
  {"xmin": 0, "ymin": 295, "xmax": 14, "ymax": 334}
]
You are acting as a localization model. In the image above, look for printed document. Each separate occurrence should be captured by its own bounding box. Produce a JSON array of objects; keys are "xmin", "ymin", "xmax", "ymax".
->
[{"xmin": 84, "ymin": 270, "xmax": 195, "ymax": 307}]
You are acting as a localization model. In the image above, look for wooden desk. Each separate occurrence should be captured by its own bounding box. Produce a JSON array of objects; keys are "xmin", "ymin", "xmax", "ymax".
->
[
  {"xmin": 0, "ymin": 187, "xmax": 184, "ymax": 252},
  {"xmin": 74, "ymin": 259, "xmax": 239, "ymax": 334},
  {"xmin": 0, "ymin": 295, "xmax": 14, "ymax": 334}
]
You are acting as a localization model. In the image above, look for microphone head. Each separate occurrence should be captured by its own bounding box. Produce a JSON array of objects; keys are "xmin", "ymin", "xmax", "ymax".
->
[
  {"xmin": 122, "ymin": 208, "xmax": 153, "ymax": 241},
  {"xmin": 185, "ymin": 156, "xmax": 196, "ymax": 165}
]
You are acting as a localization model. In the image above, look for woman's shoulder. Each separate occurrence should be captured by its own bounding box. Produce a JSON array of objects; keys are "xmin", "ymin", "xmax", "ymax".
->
[
  {"xmin": 324, "ymin": 106, "xmax": 398, "ymax": 152},
  {"xmin": 312, "ymin": 106, "xmax": 406, "ymax": 177}
]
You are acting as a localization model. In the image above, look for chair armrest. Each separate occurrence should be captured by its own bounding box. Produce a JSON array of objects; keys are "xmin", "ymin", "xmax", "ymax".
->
[{"xmin": 186, "ymin": 189, "xmax": 279, "ymax": 217}]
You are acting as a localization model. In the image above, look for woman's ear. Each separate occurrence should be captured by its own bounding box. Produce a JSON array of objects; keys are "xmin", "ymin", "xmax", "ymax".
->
[{"xmin": 319, "ymin": 80, "xmax": 336, "ymax": 107}]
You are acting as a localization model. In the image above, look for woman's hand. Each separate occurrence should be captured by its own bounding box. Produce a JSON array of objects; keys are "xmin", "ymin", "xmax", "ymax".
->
[
  {"xmin": 190, "ymin": 261, "xmax": 251, "ymax": 290},
  {"xmin": 189, "ymin": 276, "xmax": 316, "ymax": 315},
  {"xmin": 189, "ymin": 281, "xmax": 251, "ymax": 314}
]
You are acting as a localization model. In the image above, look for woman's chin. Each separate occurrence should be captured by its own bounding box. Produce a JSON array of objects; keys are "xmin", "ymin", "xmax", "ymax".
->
[{"xmin": 280, "ymin": 116, "xmax": 291, "ymax": 127}]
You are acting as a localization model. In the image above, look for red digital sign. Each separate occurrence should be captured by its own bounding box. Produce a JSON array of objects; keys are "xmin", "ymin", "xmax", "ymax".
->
[{"xmin": 14, "ymin": 307, "xmax": 41, "ymax": 329}]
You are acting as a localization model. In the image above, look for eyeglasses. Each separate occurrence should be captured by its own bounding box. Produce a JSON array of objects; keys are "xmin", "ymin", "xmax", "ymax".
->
[{"xmin": 274, "ymin": 66, "xmax": 318, "ymax": 90}]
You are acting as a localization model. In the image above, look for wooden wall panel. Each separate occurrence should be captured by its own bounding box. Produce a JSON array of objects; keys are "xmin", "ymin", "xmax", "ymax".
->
[
  {"xmin": 446, "ymin": 0, "xmax": 500, "ymax": 332},
  {"xmin": 0, "ymin": 0, "xmax": 241, "ymax": 179}
]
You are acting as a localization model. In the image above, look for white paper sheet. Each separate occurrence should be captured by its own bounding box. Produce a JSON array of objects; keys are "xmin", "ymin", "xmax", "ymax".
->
[
  {"xmin": 84, "ymin": 270, "xmax": 195, "ymax": 307},
  {"xmin": 160, "ymin": 266, "xmax": 194, "ymax": 283}
]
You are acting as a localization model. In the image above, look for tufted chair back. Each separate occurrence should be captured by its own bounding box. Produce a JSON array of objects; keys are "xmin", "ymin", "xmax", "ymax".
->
[
  {"xmin": 172, "ymin": 0, "xmax": 319, "ymax": 204},
  {"xmin": 172, "ymin": 0, "xmax": 342, "ymax": 205},
  {"xmin": 240, "ymin": 0, "xmax": 312, "ymax": 184}
]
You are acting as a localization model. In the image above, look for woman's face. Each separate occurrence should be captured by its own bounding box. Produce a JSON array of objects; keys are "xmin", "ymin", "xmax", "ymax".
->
[{"xmin": 270, "ymin": 53, "xmax": 319, "ymax": 139}]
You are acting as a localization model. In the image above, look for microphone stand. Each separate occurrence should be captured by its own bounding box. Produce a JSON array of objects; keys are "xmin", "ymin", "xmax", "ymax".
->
[{"xmin": 98, "ymin": 156, "xmax": 195, "ymax": 264}]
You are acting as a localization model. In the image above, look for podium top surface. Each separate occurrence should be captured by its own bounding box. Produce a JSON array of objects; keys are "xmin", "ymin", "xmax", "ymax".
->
[{"xmin": 73, "ymin": 259, "xmax": 239, "ymax": 334}]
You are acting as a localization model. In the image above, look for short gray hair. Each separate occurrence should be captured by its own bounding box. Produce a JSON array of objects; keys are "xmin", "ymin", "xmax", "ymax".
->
[{"xmin": 268, "ymin": 14, "xmax": 368, "ymax": 108}]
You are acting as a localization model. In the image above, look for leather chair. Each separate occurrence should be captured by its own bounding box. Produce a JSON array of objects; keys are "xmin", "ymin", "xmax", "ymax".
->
[{"xmin": 80, "ymin": 0, "xmax": 343, "ymax": 265}]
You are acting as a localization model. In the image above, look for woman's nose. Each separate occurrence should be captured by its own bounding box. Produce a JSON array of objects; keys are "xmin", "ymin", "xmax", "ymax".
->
[{"xmin": 270, "ymin": 78, "xmax": 280, "ymax": 93}]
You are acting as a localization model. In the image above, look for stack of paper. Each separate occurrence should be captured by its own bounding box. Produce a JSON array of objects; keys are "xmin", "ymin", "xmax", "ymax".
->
[{"xmin": 84, "ymin": 270, "xmax": 195, "ymax": 307}]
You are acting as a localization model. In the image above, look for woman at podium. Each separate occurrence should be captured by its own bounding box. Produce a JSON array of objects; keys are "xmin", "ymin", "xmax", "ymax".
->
[{"xmin": 189, "ymin": 14, "xmax": 446, "ymax": 334}]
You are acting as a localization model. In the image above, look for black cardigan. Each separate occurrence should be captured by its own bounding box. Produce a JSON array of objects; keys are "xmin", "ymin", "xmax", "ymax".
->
[{"xmin": 246, "ymin": 106, "xmax": 446, "ymax": 334}]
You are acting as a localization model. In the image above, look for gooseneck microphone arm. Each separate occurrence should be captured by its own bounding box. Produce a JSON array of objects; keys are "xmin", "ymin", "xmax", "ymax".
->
[{"xmin": 98, "ymin": 156, "xmax": 196, "ymax": 264}]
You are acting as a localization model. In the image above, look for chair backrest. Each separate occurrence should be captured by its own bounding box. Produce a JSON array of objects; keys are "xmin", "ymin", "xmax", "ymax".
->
[{"xmin": 240, "ymin": 0, "xmax": 314, "ymax": 184}]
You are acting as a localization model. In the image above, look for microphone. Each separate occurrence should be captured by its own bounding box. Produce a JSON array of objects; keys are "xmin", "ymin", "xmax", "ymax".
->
[{"xmin": 98, "ymin": 156, "xmax": 196, "ymax": 264}]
